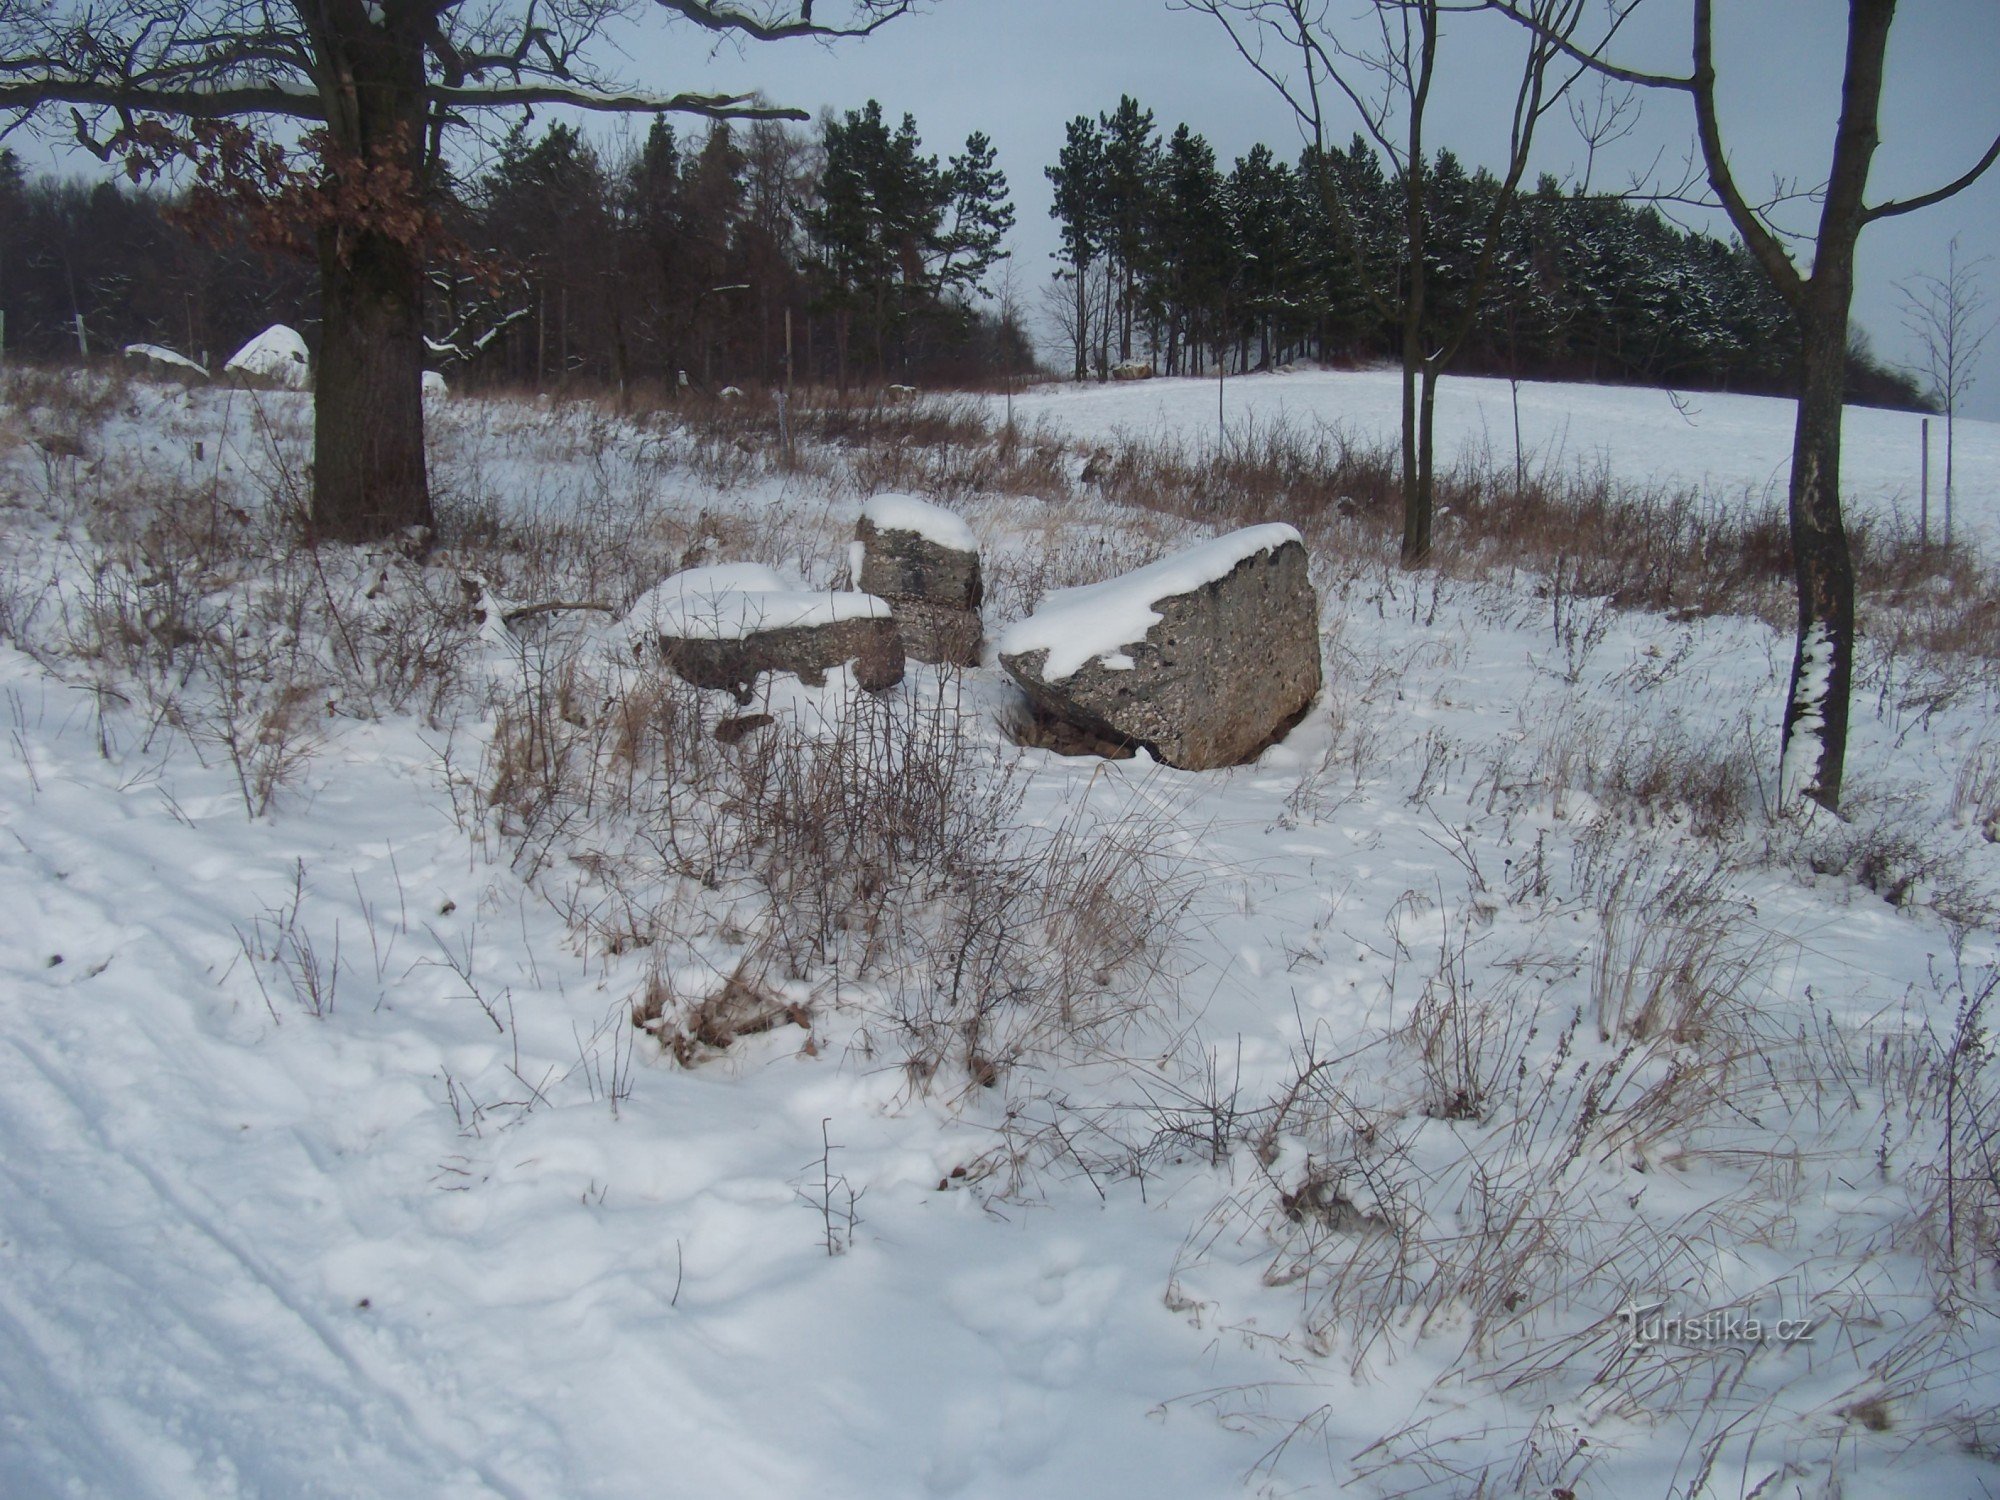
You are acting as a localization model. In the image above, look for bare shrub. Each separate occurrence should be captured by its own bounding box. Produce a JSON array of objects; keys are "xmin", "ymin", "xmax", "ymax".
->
[
  {"xmin": 1910, "ymin": 964, "xmax": 2000, "ymax": 1289},
  {"xmin": 1953, "ymin": 738, "xmax": 2000, "ymax": 842},
  {"xmin": 233, "ymin": 859, "xmax": 342, "ymax": 1019},
  {"xmin": 1588, "ymin": 855, "xmax": 1767, "ymax": 1043},
  {"xmin": 885, "ymin": 776, "xmax": 1197, "ymax": 1092},
  {"xmin": 477, "ymin": 627, "xmax": 1195, "ymax": 1091},
  {"xmin": 1404, "ymin": 913, "xmax": 1534, "ymax": 1122}
]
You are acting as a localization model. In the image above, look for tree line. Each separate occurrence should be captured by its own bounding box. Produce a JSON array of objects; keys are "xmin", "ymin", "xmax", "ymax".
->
[
  {"xmin": 1045, "ymin": 95, "xmax": 1928, "ymax": 410},
  {"xmin": 2, "ymin": 100, "xmax": 1930, "ymax": 411},
  {"xmin": 0, "ymin": 102, "xmax": 1023, "ymax": 394}
]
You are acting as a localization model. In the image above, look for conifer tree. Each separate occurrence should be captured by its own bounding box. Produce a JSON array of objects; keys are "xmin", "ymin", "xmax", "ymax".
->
[{"xmin": 1047, "ymin": 116, "xmax": 1109, "ymax": 380}]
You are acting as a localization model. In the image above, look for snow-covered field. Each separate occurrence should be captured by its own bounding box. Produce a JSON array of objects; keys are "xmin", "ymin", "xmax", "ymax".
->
[
  {"xmin": 1000, "ymin": 366, "xmax": 2000, "ymax": 550},
  {"xmin": 2, "ymin": 370, "xmax": 1998, "ymax": 1498}
]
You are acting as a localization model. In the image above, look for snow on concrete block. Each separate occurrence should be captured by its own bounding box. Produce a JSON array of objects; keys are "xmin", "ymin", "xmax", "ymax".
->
[
  {"xmin": 629, "ymin": 562, "xmax": 903, "ymax": 700},
  {"xmin": 422, "ymin": 370, "xmax": 448, "ymax": 399},
  {"xmin": 998, "ymin": 524, "xmax": 1320, "ymax": 770},
  {"xmin": 885, "ymin": 383, "xmax": 919, "ymax": 404},
  {"xmin": 718, "ymin": 386, "xmax": 744, "ymax": 401},
  {"xmin": 855, "ymin": 493, "xmax": 982, "ymax": 667},
  {"xmin": 224, "ymin": 325, "xmax": 311, "ymax": 388},
  {"xmin": 122, "ymin": 344, "xmax": 209, "ymax": 382},
  {"xmin": 859, "ymin": 492, "xmax": 978, "ymax": 556},
  {"xmin": 1111, "ymin": 360, "xmax": 1154, "ymax": 382}
]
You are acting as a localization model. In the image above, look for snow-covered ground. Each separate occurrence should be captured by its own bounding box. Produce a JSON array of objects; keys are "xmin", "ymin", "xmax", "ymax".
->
[
  {"xmin": 999, "ymin": 366, "xmax": 2000, "ymax": 549},
  {"xmin": 2, "ymin": 371, "xmax": 1997, "ymax": 1498}
]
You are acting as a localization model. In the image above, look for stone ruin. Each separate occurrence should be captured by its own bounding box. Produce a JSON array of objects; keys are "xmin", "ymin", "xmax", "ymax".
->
[
  {"xmin": 853, "ymin": 493, "xmax": 983, "ymax": 668},
  {"xmin": 631, "ymin": 501, "xmax": 1322, "ymax": 770},
  {"xmin": 998, "ymin": 526, "xmax": 1321, "ymax": 772}
]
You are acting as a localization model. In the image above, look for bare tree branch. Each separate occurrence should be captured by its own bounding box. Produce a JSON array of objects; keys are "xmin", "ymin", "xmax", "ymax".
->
[
  {"xmin": 1865, "ymin": 128, "xmax": 2000, "ymax": 223},
  {"xmin": 435, "ymin": 83, "xmax": 805, "ymax": 117},
  {"xmin": 1482, "ymin": 0, "xmax": 1690, "ymax": 90},
  {"xmin": 0, "ymin": 79, "xmax": 329, "ymax": 121},
  {"xmin": 648, "ymin": 0, "xmax": 915, "ymax": 42},
  {"xmin": 1675, "ymin": 0, "xmax": 1804, "ymax": 307}
]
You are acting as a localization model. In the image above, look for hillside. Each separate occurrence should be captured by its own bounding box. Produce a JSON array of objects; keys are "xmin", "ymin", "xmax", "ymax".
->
[{"xmin": 1002, "ymin": 366, "xmax": 1998, "ymax": 549}]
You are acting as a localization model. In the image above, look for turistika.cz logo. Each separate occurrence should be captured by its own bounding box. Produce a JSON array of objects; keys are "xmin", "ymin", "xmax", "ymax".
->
[{"xmin": 1617, "ymin": 1301, "xmax": 1819, "ymax": 1348}]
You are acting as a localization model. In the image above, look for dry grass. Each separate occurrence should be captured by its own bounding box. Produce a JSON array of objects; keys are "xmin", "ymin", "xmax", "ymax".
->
[{"xmin": 480, "ymin": 617, "xmax": 1196, "ymax": 1093}]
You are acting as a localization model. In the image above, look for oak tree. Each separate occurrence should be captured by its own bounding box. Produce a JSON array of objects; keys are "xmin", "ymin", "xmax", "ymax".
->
[{"xmin": 0, "ymin": 0, "xmax": 916, "ymax": 542}]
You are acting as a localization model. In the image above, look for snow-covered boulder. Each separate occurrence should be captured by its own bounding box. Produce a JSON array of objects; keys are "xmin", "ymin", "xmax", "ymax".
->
[
  {"xmin": 223, "ymin": 325, "xmax": 310, "ymax": 388},
  {"xmin": 854, "ymin": 493, "xmax": 982, "ymax": 667},
  {"xmin": 998, "ymin": 524, "xmax": 1320, "ymax": 770},
  {"xmin": 422, "ymin": 370, "xmax": 448, "ymax": 399},
  {"xmin": 121, "ymin": 344, "xmax": 209, "ymax": 382},
  {"xmin": 629, "ymin": 562, "xmax": 903, "ymax": 702},
  {"xmin": 1111, "ymin": 360, "xmax": 1154, "ymax": 382}
]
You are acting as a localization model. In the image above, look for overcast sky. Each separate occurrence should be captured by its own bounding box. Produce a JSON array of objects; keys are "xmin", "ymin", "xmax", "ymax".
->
[{"xmin": 618, "ymin": 0, "xmax": 2000, "ymax": 417}]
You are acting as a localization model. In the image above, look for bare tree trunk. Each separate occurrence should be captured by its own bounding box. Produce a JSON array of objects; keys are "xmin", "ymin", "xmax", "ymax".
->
[
  {"xmin": 1399, "ymin": 165, "xmax": 1430, "ymax": 564},
  {"xmin": 1781, "ymin": 295, "xmax": 1858, "ymax": 810},
  {"xmin": 1945, "ymin": 402, "xmax": 1957, "ymax": 547},
  {"xmin": 1434, "ymin": 0, "xmax": 1997, "ymax": 813},
  {"xmin": 1072, "ymin": 267, "xmax": 1088, "ymax": 381},
  {"xmin": 1119, "ymin": 261, "xmax": 1133, "ymax": 363},
  {"xmin": 312, "ymin": 222, "xmax": 433, "ymax": 544}
]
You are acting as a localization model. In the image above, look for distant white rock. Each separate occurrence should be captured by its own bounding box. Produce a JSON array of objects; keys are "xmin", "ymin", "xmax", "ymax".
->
[
  {"xmin": 422, "ymin": 370, "xmax": 448, "ymax": 399},
  {"xmin": 719, "ymin": 386, "xmax": 744, "ymax": 401},
  {"xmin": 224, "ymin": 325, "xmax": 311, "ymax": 388},
  {"xmin": 122, "ymin": 344, "xmax": 209, "ymax": 381}
]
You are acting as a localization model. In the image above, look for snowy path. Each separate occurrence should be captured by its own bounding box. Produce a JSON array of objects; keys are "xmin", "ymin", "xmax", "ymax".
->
[
  {"xmin": 0, "ymin": 1034, "xmax": 516, "ymax": 1499},
  {"xmin": 0, "ymin": 650, "xmax": 1268, "ymax": 1499}
]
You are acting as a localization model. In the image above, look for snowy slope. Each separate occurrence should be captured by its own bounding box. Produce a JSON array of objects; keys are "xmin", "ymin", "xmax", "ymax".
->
[
  {"xmin": 2, "ymin": 373, "xmax": 1997, "ymax": 1498},
  {"xmin": 998, "ymin": 366, "xmax": 2000, "ymax": 548}
]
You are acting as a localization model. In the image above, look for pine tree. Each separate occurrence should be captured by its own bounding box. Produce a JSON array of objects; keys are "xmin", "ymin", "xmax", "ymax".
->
[
  {"xmin": 802, "ymin": 100, "xmax": 1011, "ymax": 385},
  {"xmin": 1097, "ymin": 95, "xmax": 1162, "ymax": 366},
  {"xmin": 936, "ymin": 130, "xmax": 1014, "ymax": 300},
  {"xmin": 1157, "ymin": 125, "xmax": 1230, "ymax": 374},
  {"xmin": 1046, "ymin": 115, "xmax": 1108, "ymax": 379}
]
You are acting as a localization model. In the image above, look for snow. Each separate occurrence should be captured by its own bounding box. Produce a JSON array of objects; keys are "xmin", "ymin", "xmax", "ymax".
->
[
  {"xmin": 860, "ymin": 491, "xmax": 979, "ymax": 553},
  {"xmin": 997, "ymin": 522, "xmax": 1300, "ymax": 679},
  {"xmin": 422, "ymin": 370, "xmax": 448, "ymax": 398},
  {"xmin": 223, "ymin": 325, "xmax": 310, "ymax": 388},
  {"xmin": 626, "ymin": 561, "xmax": 890, "ymax": 642},
  {"xmin": 122, "ymin": 343, "xmax": 209, "ymax": 378},
  {"xmin": 1780, "ymin": 618, "xmax": 1837, "ymax": 806},
  {"xmin": 1, "ymin": 373, "xmax": 1997, "ymax": 1500},
  {"xmin": 996, "ymin": 366, "xmax": 2000, "ymax": 549}
]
